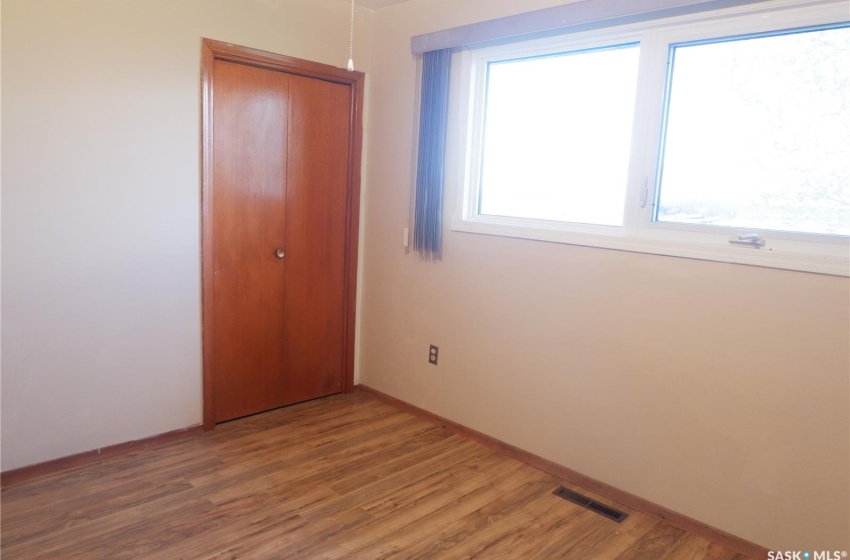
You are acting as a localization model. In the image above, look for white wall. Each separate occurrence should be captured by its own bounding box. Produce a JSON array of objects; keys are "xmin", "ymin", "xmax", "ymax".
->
[
  {"xmin": 0, "ymin": 0, "xmax": 372, "ymax": 471},
  {"xmin": 359, "ymin": 0, "xmax": 850, "ymax": 551}
]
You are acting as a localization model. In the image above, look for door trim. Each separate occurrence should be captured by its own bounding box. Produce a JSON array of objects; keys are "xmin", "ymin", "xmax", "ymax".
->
[{"xmin": 200, "ymin": 39, "xmax": 364, "ymax": 430}]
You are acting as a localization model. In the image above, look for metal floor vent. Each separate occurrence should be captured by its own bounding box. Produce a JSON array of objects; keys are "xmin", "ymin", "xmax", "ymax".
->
[{"xmin": 553, "ymin": 486, "xmax": 628, "ymax": 523}]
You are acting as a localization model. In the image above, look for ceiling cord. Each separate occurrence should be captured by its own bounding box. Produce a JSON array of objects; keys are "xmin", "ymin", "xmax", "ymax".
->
[{"xmin": 347, "ymin": 0, "xmax": 355, "ymax": 71}]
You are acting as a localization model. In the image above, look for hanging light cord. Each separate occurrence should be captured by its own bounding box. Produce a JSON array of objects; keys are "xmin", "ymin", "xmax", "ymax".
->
[{"xmin": 347, "ymin": 0, "xmax": 355, "ymax": 71}]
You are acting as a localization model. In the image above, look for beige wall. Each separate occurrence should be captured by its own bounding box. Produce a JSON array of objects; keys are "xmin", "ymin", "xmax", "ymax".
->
[
  {"xmin": 359, "ymin": 0, "xmax": 850, "ymax": 551},
  {"xmin": 0, "ymin": 0, "xmax": 372, "ymax": 471}
]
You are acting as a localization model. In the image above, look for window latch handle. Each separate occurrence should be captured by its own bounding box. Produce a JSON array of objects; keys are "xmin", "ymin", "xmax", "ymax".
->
[
  {"xmin": 729, "ymin": 233, "xmax": 766, "ymax": 248},
  {"xmin": 639, "ymin": 178, "xmax": 649, "ymax": 208}
]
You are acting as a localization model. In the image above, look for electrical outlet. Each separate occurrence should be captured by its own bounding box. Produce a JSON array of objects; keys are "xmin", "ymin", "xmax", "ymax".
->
[{"xmin": 429, "ymin": 345, "xmax": 439, "ymax": 365}]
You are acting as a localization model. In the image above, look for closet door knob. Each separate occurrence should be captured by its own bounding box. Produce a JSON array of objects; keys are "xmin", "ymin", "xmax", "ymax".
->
[{"xmin": 275, "ymin": 248, "xmax": 285, "ymax": 259}]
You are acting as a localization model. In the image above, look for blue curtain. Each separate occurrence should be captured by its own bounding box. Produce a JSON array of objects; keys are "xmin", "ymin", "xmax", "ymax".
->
[{"xmin": 413, "ymin": 48, "xmax": 452, "ymax": 258}]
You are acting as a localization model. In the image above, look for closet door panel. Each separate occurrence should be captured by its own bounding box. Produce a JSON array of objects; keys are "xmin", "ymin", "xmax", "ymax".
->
[
  {"xmin": 282, "ymin": 74, "xmax": 351, "ymax": 405},
  {"xmin": 211, "ymin": 60, "xmax": 289, "ymax": 422}
]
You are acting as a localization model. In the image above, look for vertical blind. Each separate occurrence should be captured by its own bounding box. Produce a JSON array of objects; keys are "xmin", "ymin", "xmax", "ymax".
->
[{"xmin": 413, "ymin": 48, "xmax": 452, "ymax": 257}]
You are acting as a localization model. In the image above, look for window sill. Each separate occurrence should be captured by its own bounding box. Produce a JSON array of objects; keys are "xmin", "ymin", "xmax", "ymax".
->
[{"xmin": 451, "ymin": 217, "xmax": 850, "ymax": 277}]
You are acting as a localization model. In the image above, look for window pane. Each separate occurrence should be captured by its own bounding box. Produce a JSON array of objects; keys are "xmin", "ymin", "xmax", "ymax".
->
[
  {"xmin": 656, "ymin": 26, "xmax": 850, "ymax": 235},
  {"xmin": 479, "ymin": 45, "xmax": 640, "ymax": 226}
]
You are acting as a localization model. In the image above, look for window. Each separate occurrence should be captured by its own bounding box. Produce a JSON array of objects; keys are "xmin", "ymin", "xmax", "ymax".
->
[
  {"xmin": 453, "ymin": 0, "xmax": 849, "ymax": 276},
  {"xmin": 656, "ymin": 26, "xmax": 849, "ymax": 236},
  {"xmin": 479, "ymin": 44, "xmax": 639, "ymax": 227}
]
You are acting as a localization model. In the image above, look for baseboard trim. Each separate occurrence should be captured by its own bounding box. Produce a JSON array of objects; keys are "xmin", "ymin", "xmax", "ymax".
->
[
  {"xmin": 0, "ymin": 425, "xmax": 204, "ymax": 488},
  {"xmin": 356, "ymin": 384, "xmax": 770, "ymax": 559}
]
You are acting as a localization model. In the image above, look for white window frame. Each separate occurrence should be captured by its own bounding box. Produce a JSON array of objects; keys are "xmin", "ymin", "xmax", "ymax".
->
[{"xmin": 450, "ymin": 0, "xmax": 849, "ymax": 276}]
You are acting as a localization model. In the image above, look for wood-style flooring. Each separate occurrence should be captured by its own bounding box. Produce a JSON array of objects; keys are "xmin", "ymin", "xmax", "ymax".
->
[{"xmin": 1, "ymin": 392, "xmax": 752, "ymax": 559}]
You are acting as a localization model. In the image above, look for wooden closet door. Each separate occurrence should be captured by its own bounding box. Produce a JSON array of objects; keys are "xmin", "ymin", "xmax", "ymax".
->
[
  {"xmin": 209, "ymin": 59, "xmax": 354, "ymax": 422},
  {"xmin": 282, "ymin": 74, "xmax": 351, "ymax": 405},
  {"xmin": 211, "ymin": 60, "xmax": 290, "ymax": 422}
]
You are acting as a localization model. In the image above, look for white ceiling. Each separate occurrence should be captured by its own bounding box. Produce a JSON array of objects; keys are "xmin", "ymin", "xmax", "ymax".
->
[{"xmin": 354, "ymin": 0, "xmax": 416, "ymax": 10}]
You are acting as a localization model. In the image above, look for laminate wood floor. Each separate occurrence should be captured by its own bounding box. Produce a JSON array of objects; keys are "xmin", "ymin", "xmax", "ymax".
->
[{"xmin": 1, "ymin": 392, "xmax": 752, "ymax": 559}]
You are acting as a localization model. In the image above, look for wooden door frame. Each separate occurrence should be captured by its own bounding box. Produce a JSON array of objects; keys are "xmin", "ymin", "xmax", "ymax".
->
[{"xmin": 200, "ymin": 38, "xmax": 364, "ymax": 430}]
